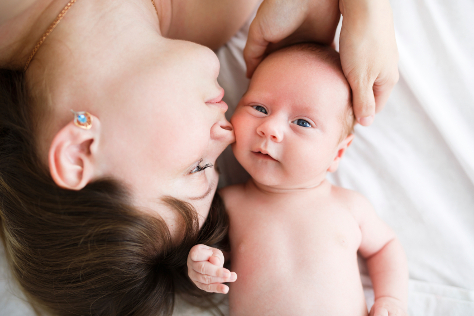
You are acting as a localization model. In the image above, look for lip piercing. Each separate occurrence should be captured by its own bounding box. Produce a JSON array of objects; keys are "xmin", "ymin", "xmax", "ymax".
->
[{"xmin": 71, "ymin": 110, "xmax": 92, "ymax": 130}]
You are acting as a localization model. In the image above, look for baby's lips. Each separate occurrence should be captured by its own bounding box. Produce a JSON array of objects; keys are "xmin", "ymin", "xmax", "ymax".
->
[{"xmin": 252, "ymin": 148, "xmax": 278, "ymax": 161}]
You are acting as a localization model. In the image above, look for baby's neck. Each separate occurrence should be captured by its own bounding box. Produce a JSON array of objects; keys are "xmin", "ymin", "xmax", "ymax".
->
[{"xmin": 248, "ymin": 177, "xmax": 331, "ymax": 195}]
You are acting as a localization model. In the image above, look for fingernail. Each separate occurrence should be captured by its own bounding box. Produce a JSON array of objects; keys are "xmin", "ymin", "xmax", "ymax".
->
[
  {"xmin": 222, "ymin": 286, "xmax": 229, "ymax": 294},
  {"xmin": 222, "ymin": 270, "xmax": 230, "ymax": 278},
  {"xmin": 358, "ymin": 115, "xmax": 374, "ymax": 126},
  {"xmin": 199, "ymin": 245, "xmax": 211, "ymax": 250},
  {"xmin": 230, "ymin": 272, "xmax": 237, "ymax": 281}
]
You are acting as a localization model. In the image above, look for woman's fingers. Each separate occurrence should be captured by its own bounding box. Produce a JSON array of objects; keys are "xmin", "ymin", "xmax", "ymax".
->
[
  {"xmin": 347, "ymin": 63, "xmax": 399, "ymax": 126},
  {"xmin": 350, "ymin": 78, "xmax": 376, "ymax": 126},
  {"xmin": 339, "ymin": 0, "xmax": 398, "ymax": 126},
  {"xmin": 373, "ymin": 70, "xmax": 399, "ymax": 114},
  {"xmin": 244, "ymin": 0, "xmax": 307, "ymax": 78}
]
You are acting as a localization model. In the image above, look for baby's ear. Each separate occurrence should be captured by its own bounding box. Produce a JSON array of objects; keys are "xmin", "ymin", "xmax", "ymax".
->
[
  {"xmin": 327, "ymin": 134, "xmax": 354, "ymax": 173},
  {"xmin": 48, "ymin": 116, "xmax": 101, "ymax": 190}
]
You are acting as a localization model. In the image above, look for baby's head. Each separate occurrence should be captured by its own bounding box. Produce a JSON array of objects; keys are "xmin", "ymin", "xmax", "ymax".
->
[{"xmin": 231, "ymin": 43, "xmax": 355, "ymax": 189}]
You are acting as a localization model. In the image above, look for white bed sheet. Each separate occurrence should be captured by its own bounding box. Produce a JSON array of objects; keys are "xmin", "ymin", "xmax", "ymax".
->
[
  {"xmin": 216, "ymin": 0, "xmax": 474, "ymax": 315},
  {"xmin": 1, "ymin": 0, "xmax": 473, "ymax": 315}
]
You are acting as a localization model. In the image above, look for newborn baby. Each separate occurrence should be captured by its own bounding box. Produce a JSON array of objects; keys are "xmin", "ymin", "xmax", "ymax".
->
[{"xmin": 188, "ymin": 43, "xmax": 408, "ymax": 316}]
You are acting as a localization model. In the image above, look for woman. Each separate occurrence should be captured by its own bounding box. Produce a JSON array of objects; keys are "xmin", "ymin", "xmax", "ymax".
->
[{"xmin": 0, "ymin": 0, "xmax": 398, "ymax": 315}]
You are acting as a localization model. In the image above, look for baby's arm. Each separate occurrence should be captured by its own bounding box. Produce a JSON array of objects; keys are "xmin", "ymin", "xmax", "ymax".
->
[
  {"xmin": 351, "ymin": 193, "xmax": 408, "ymax": 316},
  {"xmin": 187, "ymin": 244, "xmax": 237, "ymax": 294}
]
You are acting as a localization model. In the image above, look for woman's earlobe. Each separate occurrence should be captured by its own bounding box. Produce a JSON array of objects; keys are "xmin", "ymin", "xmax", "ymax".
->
[{"xmin": 49, "ymin": 115, "xmax": 100, "ymax": 190}]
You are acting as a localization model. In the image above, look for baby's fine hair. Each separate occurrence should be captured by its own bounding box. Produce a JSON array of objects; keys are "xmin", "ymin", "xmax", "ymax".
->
[
  {"xmin": 272, "ymin": 43, "xmax": 356, "ymax": 139},
  {"xmin": 0, "ymin": 69, "xmax": 229, "ymax": 316}
]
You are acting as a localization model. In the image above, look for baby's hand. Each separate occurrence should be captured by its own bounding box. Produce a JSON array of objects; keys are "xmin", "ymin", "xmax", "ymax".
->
[
  {"xmin": 370, "ymin": 297, "xmax": 407, "ymax": 316},
  {"xmin": 187, "ymin": 244, "xmax": 237, "ymax": 294}
]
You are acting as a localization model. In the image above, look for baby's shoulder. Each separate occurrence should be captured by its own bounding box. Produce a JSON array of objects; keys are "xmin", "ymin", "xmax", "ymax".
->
[
  {"xmin": 218, "ymin": 184, "xmax": 247, "ymax": 210},
  {"xmin": 329, "ymin": 184, "xmax": 374, "ymax": 216}
]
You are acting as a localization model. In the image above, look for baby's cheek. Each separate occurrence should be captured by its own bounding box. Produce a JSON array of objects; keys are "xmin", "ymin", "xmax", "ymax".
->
[{"xmin": 230, "ymin": 112, "xmax": 248, "ymax": 143}]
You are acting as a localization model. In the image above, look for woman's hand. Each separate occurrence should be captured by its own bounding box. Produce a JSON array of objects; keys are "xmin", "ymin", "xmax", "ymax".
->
[
  {"xmin": 339, "ymin": 0, "xmax": 399, "ymax": 126},
  {"xmin": 187, "ymin": 244, "xmax": 237, "ymax": 294},
  {"xmin": 244, "ymin": 0, "xmax": 399, "ymax": 126},
  {"xmin": 244, "ymin": 0, "xmax": 340, "ymax": 78}
]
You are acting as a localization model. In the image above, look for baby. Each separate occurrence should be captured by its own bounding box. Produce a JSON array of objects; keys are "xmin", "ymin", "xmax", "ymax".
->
[{"xmin": 187, "ymin": 44, "xmax": 408, "ymax": 316}]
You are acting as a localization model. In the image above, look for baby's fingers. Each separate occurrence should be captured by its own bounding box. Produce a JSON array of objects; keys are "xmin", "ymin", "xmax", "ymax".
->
[
  {"xmin": 189, "ymin": 259, "xmax": 236, "ymax": 280},
  {"xmin": 208, "ymin": 247, "xmax": 225, "ymax": 267},
  {"xmin": 188, "ymin": 244, "xmax": 214, "ymax": 262},
  {"xmin": 189, "ymin": 267, "xmax": 237, "ymax": 284},
  {"xmin": 194, "ymin": 281, "xmax": 231, "ymax": 294}
]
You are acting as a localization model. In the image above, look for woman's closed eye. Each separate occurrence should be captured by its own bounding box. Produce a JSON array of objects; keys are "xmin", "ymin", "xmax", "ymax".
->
[
  {"xmin": 292, "ymin": 119, "xmax": 312, "ymax": 128},
  {"xmin": 190, "ymin": 159, "xmax": 213, "ymax": 174},
  {"xmin": 251, "ymin": 105, "xmax": 268, "ymax": 114}
]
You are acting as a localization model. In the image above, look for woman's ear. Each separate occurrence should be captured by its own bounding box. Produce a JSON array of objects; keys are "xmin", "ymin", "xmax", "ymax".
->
[
  {"xmin": 327, "ymin": 134, "xmax": 355, "ymax": 173},
  {"xmin": 49, "ymin": 116, "xmax": 101, "ymax": 190}
]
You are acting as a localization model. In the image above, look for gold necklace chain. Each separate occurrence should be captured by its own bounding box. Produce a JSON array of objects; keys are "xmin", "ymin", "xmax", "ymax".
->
[
  {"xmin": 24, "ymin": 0, "xmax": 77, "ymax": 72},
  {"xmin": 151, "ymin": 0, "xmax": 158, "ymax": 15},
  {"xmin": 24, "ymin": 0, "xmax": 158, "ymax": 72}
]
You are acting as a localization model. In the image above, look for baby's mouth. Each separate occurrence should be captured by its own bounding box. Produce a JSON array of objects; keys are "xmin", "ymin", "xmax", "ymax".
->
[{"xmin": 252, "ymin": 150, "xmax": 278, "ymax": 162}]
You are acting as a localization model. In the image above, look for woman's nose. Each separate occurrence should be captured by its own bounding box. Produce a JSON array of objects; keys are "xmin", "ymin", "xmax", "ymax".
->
[
  {"xmin": 210, "ymin": 118, "xmax": 235, "ymax": 143},
  {"xmin": 257, "ymin": 119, "xmax": 284, "ymax": 142}
]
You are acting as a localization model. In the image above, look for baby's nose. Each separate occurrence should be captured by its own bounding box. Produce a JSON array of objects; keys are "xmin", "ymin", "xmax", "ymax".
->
[{"xmin": 257, "ymin": 120, "xmax": 283, "ymax": 143}]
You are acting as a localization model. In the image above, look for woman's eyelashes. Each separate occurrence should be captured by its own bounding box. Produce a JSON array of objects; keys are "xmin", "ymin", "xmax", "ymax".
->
[{"xmin": 190, "ymin": 159, "xmax": 214, "ymax": 174}]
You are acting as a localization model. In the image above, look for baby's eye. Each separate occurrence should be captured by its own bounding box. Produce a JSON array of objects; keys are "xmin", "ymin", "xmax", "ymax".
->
[
  {"xmin": 251, "ymin": 105, "xmax": 268, "ymax": 114},
  {"xmin": 292, "ymin": 119, "xmax": 312, "ymax": 128}
]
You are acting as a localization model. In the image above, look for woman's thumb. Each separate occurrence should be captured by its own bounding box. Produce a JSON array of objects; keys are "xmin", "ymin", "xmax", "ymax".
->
[{"xmin": 351, "ymin": 82, "xmax": 376, "ymax": 126}]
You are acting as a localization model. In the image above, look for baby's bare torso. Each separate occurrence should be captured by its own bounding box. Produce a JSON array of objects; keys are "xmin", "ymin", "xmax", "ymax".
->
[{"xmin": 221, "ymin": 180, "xmax": 368, "ymax": 316}]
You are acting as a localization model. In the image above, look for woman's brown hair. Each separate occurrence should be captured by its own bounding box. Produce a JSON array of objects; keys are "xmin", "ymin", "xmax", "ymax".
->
[{"xmin": 0, "ymin": 68, "xmax": 229, "ymax": 316}]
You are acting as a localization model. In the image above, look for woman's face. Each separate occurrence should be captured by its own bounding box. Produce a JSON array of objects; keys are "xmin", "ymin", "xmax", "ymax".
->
[{"xmin": 95, "ymin": 39, "xmax": 235, "ymax": 237}]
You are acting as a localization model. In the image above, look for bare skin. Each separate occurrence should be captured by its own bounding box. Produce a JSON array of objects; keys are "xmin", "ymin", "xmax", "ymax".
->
[
  {"xmin": 244, "ymin": 0, "xmax": 399, "ymax": 126},
  {"xmin": 0, "ymin": 0, "xmax": 398, "ymax": 238},
  {"xmin": 0, "ymin": 0, "xmax": 259, "ymax": 67},
  {"xmin": 223, "ymin": 179, "xmax": 368, "ymax": 315},
  {"xmin": 188, "ymin": 47, "xmax": 408, "ymax": 315},
  {"xmin": 0, "ymin": 0, "xmax": 259, "ymax": 238}
]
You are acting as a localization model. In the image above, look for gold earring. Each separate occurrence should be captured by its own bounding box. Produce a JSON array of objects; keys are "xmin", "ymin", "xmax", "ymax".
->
[{"xmin": 71, "ymin": 110, "xmax": 92, "ymax": 130}]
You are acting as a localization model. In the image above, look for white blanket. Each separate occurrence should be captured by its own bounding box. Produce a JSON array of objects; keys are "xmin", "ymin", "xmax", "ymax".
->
[
  {"xmin": 216, "ymin": 0, "xmax": 474, "ymax": 315},
  {"xmin": 1, "ymin": 0, "xmax": 473, "ymax": 315}
]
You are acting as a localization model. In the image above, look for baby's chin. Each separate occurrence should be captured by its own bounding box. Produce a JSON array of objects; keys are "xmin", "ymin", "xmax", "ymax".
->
[
  {"xmin": 249, "ymin": 171, "xmax": 325, "ymax": 192},
  {"xmin": 250, "ymin": 174, "xmax": 301, "ymax": 190}
]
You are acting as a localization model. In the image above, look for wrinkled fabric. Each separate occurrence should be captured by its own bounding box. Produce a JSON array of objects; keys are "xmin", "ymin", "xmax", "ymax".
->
[{"xmin": 216, "ymin": 1, "xmax": 474, "ymax": 314}]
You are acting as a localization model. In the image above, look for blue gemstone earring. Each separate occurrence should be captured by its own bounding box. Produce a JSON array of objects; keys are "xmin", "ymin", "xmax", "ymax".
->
[{"xmin": 71, "ymin": 110, "xmax": 92, "ymax": 130}]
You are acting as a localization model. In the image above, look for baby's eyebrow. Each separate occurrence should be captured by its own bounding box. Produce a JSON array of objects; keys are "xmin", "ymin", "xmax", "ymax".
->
[{"xmin": 189, "ymin": 183, "xmax": 213, "ymax": 201}]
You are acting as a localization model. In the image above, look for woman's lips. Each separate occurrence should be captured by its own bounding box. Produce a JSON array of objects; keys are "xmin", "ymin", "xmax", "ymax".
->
[
  {"xmin": 206, "ymin": 88, "xmax": 225, "ymax": 103},
  {"xmin": 206, "ymin": 89, "xmax": 228, "ymax": 111}
]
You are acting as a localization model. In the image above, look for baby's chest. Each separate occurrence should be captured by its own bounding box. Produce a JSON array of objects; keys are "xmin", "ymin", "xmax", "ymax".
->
[{"xmin": 228, "ymin": 197, "xmax": 362, "ymax": 264}]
